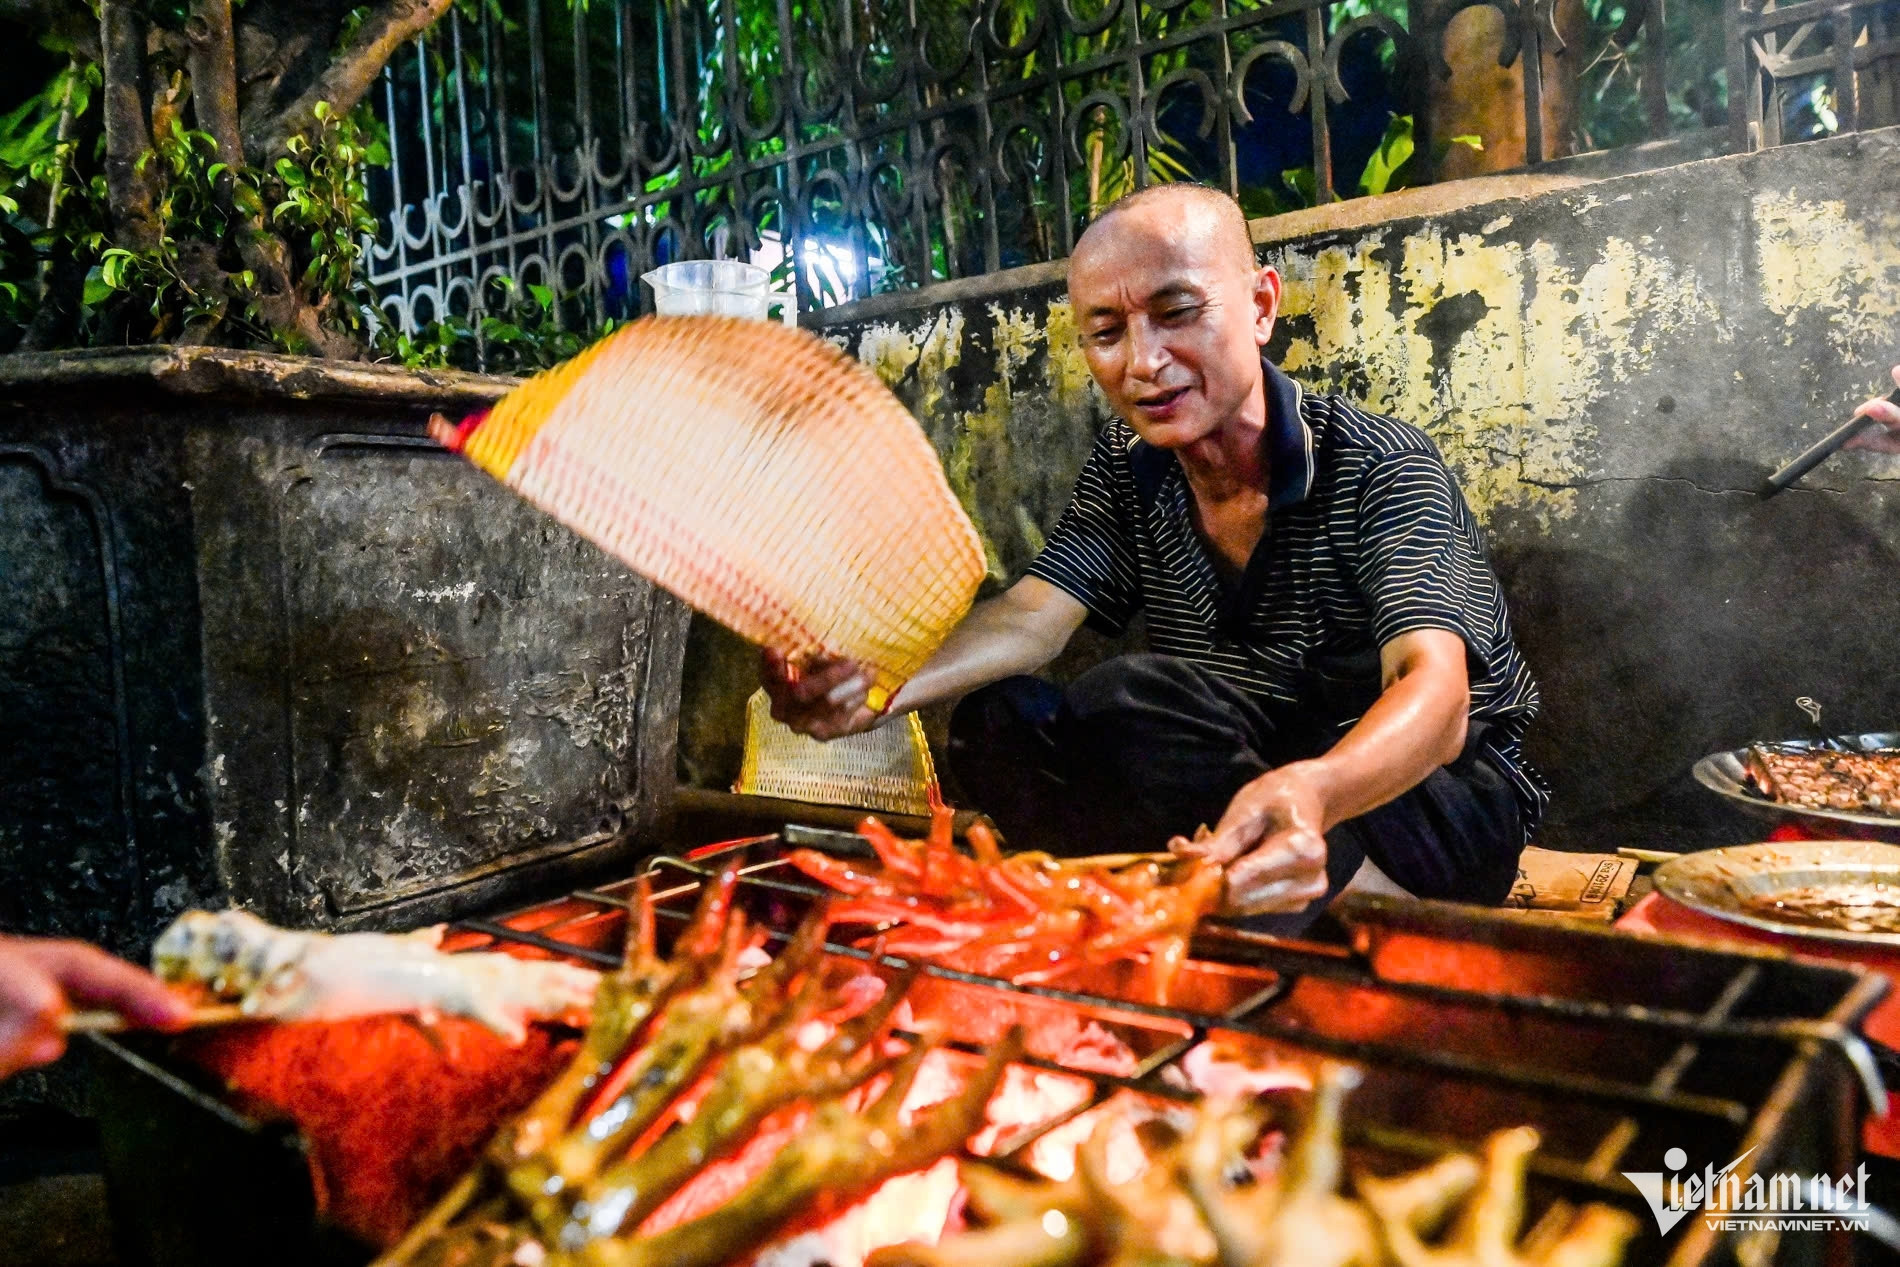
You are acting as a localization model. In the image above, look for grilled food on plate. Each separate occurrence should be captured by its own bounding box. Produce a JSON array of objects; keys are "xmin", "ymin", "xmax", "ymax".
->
[{"xmin": 1743, "ymin": 744, "xmax": 1900, "ymax": 813}]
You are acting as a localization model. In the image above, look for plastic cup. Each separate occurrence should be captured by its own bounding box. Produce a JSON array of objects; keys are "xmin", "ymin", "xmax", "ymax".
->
[{"xmin": 642, "ymin": 260, "xmax": 772, "ymax": 320}]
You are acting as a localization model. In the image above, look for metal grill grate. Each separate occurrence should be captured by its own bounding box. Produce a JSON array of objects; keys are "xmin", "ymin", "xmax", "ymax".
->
[{"xmin": 442, "ymin": 825, "xmax": 1890, "ymax": 1267}]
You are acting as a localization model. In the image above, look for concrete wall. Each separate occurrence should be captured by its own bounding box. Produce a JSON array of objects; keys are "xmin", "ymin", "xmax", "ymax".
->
[{"xmin": 680, "ymin": 127, "xmax": 1900, "ymax": 853}]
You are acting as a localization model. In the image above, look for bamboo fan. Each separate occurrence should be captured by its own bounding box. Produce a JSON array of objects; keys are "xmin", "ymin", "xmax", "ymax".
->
[{"xmin": 432, "ymin": 316, "xmax": 986, "ymax": 710}]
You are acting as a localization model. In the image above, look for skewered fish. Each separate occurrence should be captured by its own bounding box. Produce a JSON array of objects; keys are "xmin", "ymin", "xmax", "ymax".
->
[
  {"xmin": 151, "ymin": 908, "xmax": 600, "ymax": 1043},
  {"xmin": 378, "ymin": 858, "xmax": 1021, "ymax": 1267}
]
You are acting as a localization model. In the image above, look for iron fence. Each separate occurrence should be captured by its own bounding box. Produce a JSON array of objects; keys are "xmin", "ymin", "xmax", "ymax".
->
[{"xmin": 363, "ymin": 0, "xmax": 1899, "ymax": 353}]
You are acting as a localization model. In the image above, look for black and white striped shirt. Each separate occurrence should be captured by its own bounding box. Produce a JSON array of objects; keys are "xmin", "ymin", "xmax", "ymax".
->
[{"xmin": 1026, "ymin": 357, "xmax": 1548, "ymax": 841}]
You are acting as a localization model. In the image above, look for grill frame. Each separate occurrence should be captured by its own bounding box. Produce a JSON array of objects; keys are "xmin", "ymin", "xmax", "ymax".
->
[{"xmin": 91, "ymin": 825, "xmax": 1891, "ymax": 1267}]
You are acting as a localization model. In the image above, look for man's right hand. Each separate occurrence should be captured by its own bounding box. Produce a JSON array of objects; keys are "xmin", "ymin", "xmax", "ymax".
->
[
  {"xmin": 760, "ymin": 648, "xmax": 882, "ymax": 740},
  {"xmin": 1845, "ymin": 365, "xmax": 1900, "ymax": 454}
]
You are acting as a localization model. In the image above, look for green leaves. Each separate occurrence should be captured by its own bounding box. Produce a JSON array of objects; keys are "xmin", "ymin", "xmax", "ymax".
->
[
  {"xmin": 1358, "ymin": 114, "xmax": 1415, "ymax": 196},
  {"xmin": 98, "ymin": 247, "xmax": 134, "ymax": 290}
]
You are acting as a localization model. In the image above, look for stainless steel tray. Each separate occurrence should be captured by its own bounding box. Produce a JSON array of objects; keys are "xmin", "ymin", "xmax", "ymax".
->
[
  {"xmin": 1691, "ymin": 731, "xmax": 1900, "ymax": 840},
  {"xmin": 1654, "ymin": 839, "xmax": 1900, "ymax": 945}
]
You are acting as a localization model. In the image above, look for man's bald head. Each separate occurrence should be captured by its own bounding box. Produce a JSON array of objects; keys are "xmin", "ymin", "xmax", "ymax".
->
[
  {"xmin": 1064, "ymin": 182, "xmax": 1279, "ymax": 450},
  {"xmin": 1075, "ymin": 184, "xmax": 1258, "ymax": 277}
]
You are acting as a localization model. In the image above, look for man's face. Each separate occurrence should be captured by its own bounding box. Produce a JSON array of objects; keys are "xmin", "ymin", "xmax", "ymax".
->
[{"xmin": 1067, "ymin": 202, "xmax": 1279, "ymax": 449}]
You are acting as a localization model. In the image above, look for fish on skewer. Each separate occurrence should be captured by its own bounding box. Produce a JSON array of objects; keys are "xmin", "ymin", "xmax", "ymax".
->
[
  {"xmin": 504, "ymin": 898, "xmax": 834, "ymax": 1228},
  {"xmin": 560, "ymin": 962, "xmax": 918, "ymax": 1245},
  {"xmin": 151, "ymin": 908, "xmax": 600, "ymax": 1043},
  {"xmin": 560, "ymin": 1026, "xmax": 1025, "ymax": 1267}
]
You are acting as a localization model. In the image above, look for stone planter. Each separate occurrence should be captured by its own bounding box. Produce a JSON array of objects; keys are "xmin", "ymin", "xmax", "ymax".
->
[{"xmin": 0, "ymin": 348, "xmax": 688, "ymax": 955}]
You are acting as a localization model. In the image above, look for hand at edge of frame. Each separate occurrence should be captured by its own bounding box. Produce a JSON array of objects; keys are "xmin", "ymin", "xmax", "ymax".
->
[
  {"xmin": 0, "ymin": 936, "xmax": 190, "ymax": 1081},
  {"xmin": 1844, "ymin": 365, "xmax": 1900, "ymax": 454}
]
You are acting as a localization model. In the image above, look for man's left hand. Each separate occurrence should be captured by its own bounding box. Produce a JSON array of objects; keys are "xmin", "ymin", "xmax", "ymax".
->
[{"xmin": 1171, "ymin": 763, "xmax": 1331, "ymax": 915}]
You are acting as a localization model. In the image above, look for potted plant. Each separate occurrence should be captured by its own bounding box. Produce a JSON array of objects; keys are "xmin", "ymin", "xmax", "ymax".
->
[{"xmin": 0, "ymin": 1, "xmax": 687, "ymax": 1002}]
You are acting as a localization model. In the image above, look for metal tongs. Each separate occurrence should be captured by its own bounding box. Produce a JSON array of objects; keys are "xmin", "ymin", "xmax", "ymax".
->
[{"xmin": 1760, "ymin": 386, "xmax": 1900, "ymax": 497}]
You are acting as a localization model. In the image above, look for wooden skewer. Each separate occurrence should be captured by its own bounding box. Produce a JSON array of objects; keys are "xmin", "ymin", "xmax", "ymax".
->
[
  {"xmin": 1074, "ymin": 852, "xmax": 1181, "ymax": 868},
  {"xmin": 61, "ymin": 1003, "xmax": 252, "ymax": 1035},
  {"xmin": 1615, "ymin": 846, "xmax": 1682, "ymax": 865}
]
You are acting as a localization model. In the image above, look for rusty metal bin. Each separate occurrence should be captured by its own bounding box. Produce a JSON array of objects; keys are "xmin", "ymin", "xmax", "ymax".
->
[{"xmin": 0, "ymin": 347, "xmax": 688, "ymax": 962}]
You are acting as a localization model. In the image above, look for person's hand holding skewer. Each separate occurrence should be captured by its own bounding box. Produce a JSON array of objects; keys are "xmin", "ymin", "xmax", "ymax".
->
[
  {"xmin": 1170, "ymin": 765, "xmax": 1332, "ymax": 916},
  {"xmin": 0, "ymin": 936, "xmax": 190, "ymax": 1081},
  {"xmin": 1845, "ymin": 365, "xmax": 1900, "ymax": 454}
]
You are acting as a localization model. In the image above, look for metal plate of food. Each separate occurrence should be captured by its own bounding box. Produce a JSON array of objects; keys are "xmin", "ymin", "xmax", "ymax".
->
[
  {"xmin": 1654, "ymin": 839, "xmax": 1900, "ymax": 944},
  {"xmin": 1692, "ymin": 732, "xmax": 1900, "ymax": 839}
]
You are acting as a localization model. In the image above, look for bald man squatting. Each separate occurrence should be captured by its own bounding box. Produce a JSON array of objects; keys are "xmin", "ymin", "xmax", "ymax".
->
[{"xmin": 762, "ymin": 185, "xmax": 1546, "ymax": 932}]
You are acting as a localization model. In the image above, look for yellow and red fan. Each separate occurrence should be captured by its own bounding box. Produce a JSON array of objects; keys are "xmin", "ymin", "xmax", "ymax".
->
[{"xmin": 430, "ymin": 315, "xmax": 986, "ymax": 710}]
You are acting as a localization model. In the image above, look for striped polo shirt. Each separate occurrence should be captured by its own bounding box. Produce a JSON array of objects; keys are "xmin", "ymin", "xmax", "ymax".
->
[{"xmin": 1025, "ymin": 356, "xmax": 1548, "ymax": 841}]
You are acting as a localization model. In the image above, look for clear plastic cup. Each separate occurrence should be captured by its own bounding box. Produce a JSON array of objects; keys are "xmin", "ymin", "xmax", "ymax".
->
[{"xmin": 641, "ymin": 260, "xmax": 772, "ymax": 320}]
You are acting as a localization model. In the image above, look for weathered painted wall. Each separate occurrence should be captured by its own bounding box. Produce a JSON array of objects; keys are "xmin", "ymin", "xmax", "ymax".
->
[{"xmin": 680, "ymin": 126, "xmax": 1900, "ymax": 853}]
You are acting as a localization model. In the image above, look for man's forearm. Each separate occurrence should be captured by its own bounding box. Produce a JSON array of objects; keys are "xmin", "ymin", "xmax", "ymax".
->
[
  {"xmin": 1299, "ymin": 631, "xmax": 1471, "ymax": 829},
  {"xmin": 885, "ymin": 579, "xmax": 1087, "ymax": 715}
]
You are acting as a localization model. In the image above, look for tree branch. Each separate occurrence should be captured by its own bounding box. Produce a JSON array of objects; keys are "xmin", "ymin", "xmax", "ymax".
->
[
  {"xmin": 186, "ymin": 0, "xmax": 243, "ymax": 205},
  {"xmin": 99, "ymin": 0, "xmax": 162, "ymax": 252},
  {"xmin": 244, "ymin": 0, "xmax": 451, "ymax": 164},
  {"xmin": 240, "ymin": 230, "xmax": 363, "ymax": 358}
]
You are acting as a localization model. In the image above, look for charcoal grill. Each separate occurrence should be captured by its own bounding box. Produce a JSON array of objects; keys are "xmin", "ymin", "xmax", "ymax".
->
[{"xmin": 92, "ymin": 823, "xmax": 1890, "ymax": 1267}]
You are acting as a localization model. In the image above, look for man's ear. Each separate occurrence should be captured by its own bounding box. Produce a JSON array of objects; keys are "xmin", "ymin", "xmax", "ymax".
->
[{"xmin": 1252, "ymin": 265, "xmax": 1282, "ymax": 347}]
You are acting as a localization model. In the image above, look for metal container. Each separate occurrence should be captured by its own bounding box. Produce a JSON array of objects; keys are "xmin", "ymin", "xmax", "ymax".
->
[{"xmin": 0, "ymin": 348, "xmax": 690, "ymax": 960}]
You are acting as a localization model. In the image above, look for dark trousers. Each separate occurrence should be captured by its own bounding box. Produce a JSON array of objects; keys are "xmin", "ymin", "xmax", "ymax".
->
[{"xmin": 945, "ymin": 654, "xmax": 1523, "ymax": 935}]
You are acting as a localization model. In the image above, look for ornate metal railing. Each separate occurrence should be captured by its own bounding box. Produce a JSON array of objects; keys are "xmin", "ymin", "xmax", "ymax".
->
[
  {"xmin": 1730, "ymin": 0, "xmax": 1900, "ymax": 149},
  {"xmin": 363, "ymin": 0, "xmax": 1897, "ymax": 351}
]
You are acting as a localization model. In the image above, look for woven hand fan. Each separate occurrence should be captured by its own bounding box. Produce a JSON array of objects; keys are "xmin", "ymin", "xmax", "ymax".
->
[{"xmin": 431, "ymin": 315, "xmax": 986, "ymax": 709}]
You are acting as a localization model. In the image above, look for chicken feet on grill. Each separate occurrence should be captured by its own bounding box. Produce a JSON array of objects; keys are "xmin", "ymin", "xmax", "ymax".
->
[
  {"xmin": 875, "ymin": 1063, "xmax": 1640, "ymax": 1267},
  {"xmin": 1358, "ymin": 1126, "xmax": 1640, "ymax": 1267}
]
